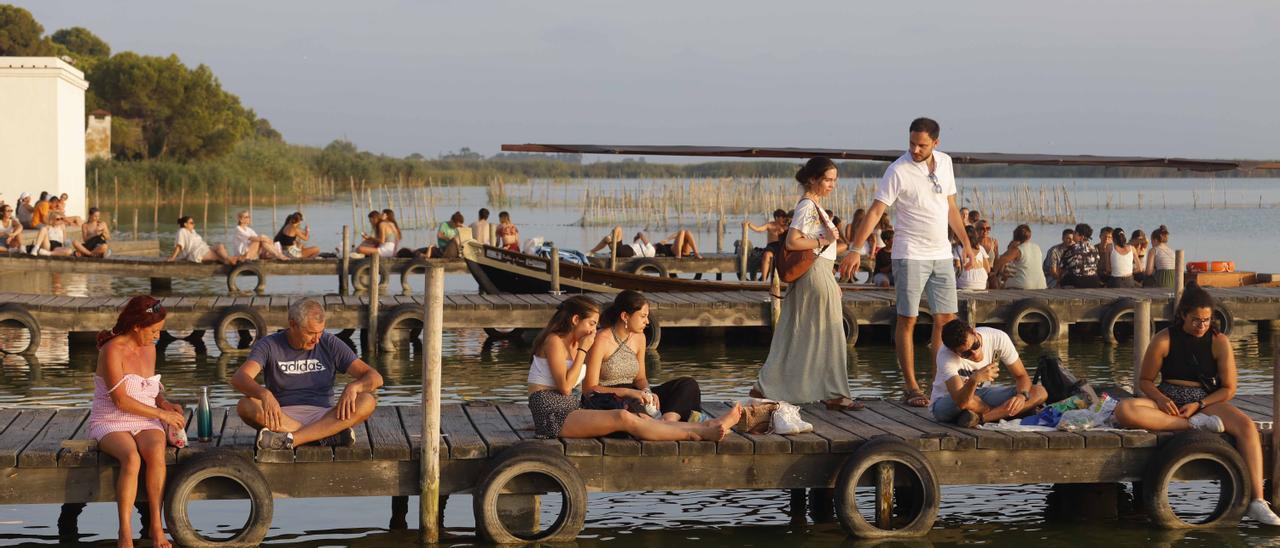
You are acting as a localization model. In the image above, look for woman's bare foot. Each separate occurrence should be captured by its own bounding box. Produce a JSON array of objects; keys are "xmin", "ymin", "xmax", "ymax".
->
[
  {"xmin": 696, "ymin": 421, "xmax": 731, "ymax": 442},
  {"xmin": 708, "ymin": 402, "xmax": 743, "ymax": 429},
  {"xmin": 148, "ymin": 526, "xmax": 171, "ymax": 548}
]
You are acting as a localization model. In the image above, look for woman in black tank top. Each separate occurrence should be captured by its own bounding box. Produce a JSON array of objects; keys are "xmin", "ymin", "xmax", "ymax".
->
[{"xmin": 1114, "ymin": 285, "xmax": 1280, "ymax": 525}]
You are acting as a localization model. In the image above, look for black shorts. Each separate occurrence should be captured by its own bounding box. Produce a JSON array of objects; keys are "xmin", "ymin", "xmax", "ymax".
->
[
  {"xmin": 654, "ymin": 243, "xmax": 675, "ymax": 257},
  {"xmin": 615, "ymin": 245, "xmax": 637, "ymax": 258},
  {"xmin": 84, "ymin": 234, "xmax": 107, "ymax": 251},
  {"xmin": 765, "ymin": 240, "xmax": 783, "ymax": 256}
]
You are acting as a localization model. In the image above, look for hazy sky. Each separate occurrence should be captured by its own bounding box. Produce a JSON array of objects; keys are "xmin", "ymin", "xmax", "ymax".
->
[{"xmin": 25, "ymin": 1, "xmax": 1280, "ymax": 160}]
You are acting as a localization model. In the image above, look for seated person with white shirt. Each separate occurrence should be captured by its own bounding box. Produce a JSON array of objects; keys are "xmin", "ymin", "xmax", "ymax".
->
[{"xmin": 930, "ymin": 319, "xmax": 1048, "ymax": 427}]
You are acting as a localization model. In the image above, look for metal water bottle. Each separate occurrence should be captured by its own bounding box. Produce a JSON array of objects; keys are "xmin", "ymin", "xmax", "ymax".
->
[{"xmin": 197, "ymin": 386, "xmax": 213, "ymax": 442}]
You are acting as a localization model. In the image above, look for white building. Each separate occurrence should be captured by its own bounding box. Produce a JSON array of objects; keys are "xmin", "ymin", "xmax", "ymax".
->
[{"xmin": 0, "ymin": 57, "xmax": 88, "ymax": 218}]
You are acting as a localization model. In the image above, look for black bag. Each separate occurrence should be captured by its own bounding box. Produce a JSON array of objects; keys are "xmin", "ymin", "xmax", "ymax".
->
[
  {"xmin": 581, "ymin": 391, "xmax": 646, "ymax": 414},
  {"xmin": 1033, "ymin": 355, "xmax": 1090, "ymax": 404}
]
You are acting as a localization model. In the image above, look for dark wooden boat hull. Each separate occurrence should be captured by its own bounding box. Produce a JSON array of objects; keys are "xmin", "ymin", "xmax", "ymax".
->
[{"xmin": 462, "ymin": 240, "xmax": 769, "ymax": 294}]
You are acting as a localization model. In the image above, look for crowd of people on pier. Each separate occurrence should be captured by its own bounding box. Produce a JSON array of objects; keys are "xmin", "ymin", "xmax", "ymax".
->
[{"xmin": 71, "ymin": 116, "xmax": 1279, "ymax": 546}]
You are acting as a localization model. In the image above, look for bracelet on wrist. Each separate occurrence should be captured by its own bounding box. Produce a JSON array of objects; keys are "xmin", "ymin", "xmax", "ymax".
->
[{"xmin": 577, "ymin": 347, "xmax": 588, "ymax": 354}]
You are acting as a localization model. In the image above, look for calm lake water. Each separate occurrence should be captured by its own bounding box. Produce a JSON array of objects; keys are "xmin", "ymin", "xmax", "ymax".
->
[{"xmin": 2, "ymin": 177, "xmax": 1280, "ymax": 545}]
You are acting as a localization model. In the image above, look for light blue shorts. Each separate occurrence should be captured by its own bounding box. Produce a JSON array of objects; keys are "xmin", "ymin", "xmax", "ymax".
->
[
  {"xmin": 930, "ymin": 385, "xmax": 1018, "ymax": 422},
  {"xmin": 893, "ymin": 258, "xmax": 958, "ymax": 317}
]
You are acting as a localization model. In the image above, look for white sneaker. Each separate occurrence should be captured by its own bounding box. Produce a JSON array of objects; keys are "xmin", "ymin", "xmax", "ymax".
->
[
  {"xmin": 1248, "ymin": 499, "xmax": 1280, "ymax": 526},
  {"xmin": 1188, "ymin": 413, "xmax": 1225, "ymax": 433},
  {"xmin": 350, "ymin": 252, "xmax": 365, "ymax": 259},
  {"xmin": 36, "ymin": 248, "xmax": 51, "ymax": 257}
]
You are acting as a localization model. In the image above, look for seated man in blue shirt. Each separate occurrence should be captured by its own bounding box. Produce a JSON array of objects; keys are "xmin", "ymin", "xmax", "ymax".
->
[{"xmin": 231, "ymin": 298, "xmax": 383, "ymax": 449}]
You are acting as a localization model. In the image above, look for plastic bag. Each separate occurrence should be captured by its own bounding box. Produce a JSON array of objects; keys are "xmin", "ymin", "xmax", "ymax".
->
[
  {"xmin": 1057, "ymin": 394, "xmax": 1117, "ymax": 431},
  {"xmin": 1019, "ymin": 406, "xmax": 1063, "ymax": 427},
  {"xmin": 167, "ymin": 422, "xmax": 188, "ymax": 448},
  {"xmin": 771, "ymin": 401, "xmax": 813, "ymax": 435}
]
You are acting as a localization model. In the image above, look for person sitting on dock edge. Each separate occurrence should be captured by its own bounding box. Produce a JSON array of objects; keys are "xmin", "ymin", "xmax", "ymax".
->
[
  {"xmin": 0, "ymin": 203, "xmax": 23, "ymax": 253},
  {"xmin": 745, "ymin": 209, "xmax": 790, "ymax": 280},
  {"xmin": 930, "ymin": 319, "xmax": 1047, "ymax": 427},
  {"xmin": 231, "ymin": 298, "xmax": 383, "ymax": 450},
  {"xmin": 1114, "ymin": 284, "xmax": 1280, "ymax": 526}
]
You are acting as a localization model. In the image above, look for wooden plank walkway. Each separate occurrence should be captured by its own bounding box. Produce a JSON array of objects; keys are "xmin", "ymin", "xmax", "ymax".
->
[
  {"xmin": 3, "ymin": 287, "xmax": 1279, "ymax": 346},
  {"xmin": 0, "ymin": 398, "xmax": 1274, "ymax": 505}
]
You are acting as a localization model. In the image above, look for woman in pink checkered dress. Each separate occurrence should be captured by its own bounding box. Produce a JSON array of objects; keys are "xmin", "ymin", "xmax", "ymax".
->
[{"xmin": 89, "ymin": 296, "xmax": 185, "ymax": 548}]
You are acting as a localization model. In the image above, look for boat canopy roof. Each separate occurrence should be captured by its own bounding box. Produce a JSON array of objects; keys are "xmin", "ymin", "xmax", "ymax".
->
[{"xmin": 502, "ymin": 143, "xmax": 1280, "ymax": 172}]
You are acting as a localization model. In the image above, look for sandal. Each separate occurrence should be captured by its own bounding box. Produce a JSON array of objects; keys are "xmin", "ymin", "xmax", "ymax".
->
[
  {"xmin": 901, "ymin": 389, "xmax": 929, "ymax": 408},
  {"xmin": 824, "ymin": 397, "xmax": 865, "ymax": 411}
]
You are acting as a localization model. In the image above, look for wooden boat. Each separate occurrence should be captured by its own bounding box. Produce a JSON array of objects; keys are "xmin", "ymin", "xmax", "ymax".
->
[{"xmin": 462, "ymin": 239, "xmax": 770, "ymax": 294}]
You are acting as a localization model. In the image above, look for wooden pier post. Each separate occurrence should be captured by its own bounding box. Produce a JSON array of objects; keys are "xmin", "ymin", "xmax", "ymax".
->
[
  {"xmin": 609, "ymin": 237, "xmax": 618, "ymax": 271},
  {"xmin": 770, "ymin": 271, "xmax": 782, "ymax": 326},
  {"xmin": 340, "ymin": 226, "xmax": 350, "ymax": 295},
  {"xmin": 550, "ymin": 245, "xmax": 561, "ymax": 294},
  {"xmin": 132, "ymin": 209, "xmax": 138, "ymax": 242},
  {"xmin": 1133, "ymin": 300, "xmax": 1151, "ymax": 391},
  {"xmin": 875, "ymin": 462, "xmax": 894, "ymax": 529},
  {"xmin": 153, "ymin": 182, "xmax": 159, "ymax": 232},
  {"xmin": 738, "ymin": 223, "xmax": 749, "ymax": 280},
  {"xmin": 1174, "ymin": 249, "xmax": 1186, "ymax": 302},
  {"xmin": 368, "ymin": 253, "xmax": 380, "ymax": 360},
  {"xmin": 421, "ymin": 265, "xmax": 445, "ymax": 544},
  {"xmin": 716, "ymin": 214, "xmax": 725, "ymax": 253}
]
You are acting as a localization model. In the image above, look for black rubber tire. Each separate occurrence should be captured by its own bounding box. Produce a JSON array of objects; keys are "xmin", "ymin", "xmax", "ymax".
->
[
  {"xmin": 378, "ymin": 303, "xmax": 424, "ymax": 352},
  {"xmin": 626, "ymin": 258, "xmax": 669, "ymax": 278},
  {"xmin": 1004, "ymin": 298, "xmax": 1060, "ymax": 345},
  {"xmin": 226, "ymin": 263, "xmax": 266, "ymax": 295},
  {"xmin": 473, "ymin": 443, "xmax": 587, "ymax": 544},
  {"xmin": 841, "ymin": 305, "xmax": 860, "ymax": 346},
  {"xmin": 1101, "ymin": 298, "xmax": 1138, "ymax": 345},
  {"xmin": 399, "ymin": 258, "xmax": 432, "ymax": 295},
  {"xmin": 1213, "ymin": 304, "xmax": 1234, "ymax": 336},
  {"xmin": 484, "ymin": 327, "xmax": 519, "ymax": 340},
  {"xmin": 644, "ymin": 319, "xmax": 661, "ymax": 350},
  {"xmin": 214, "ymin": 305, "xmax": 268, "ymax": 354},
  {"xmin": 164, "ymin": 451, "xmax": 273, "ymax": 547},
  {"xmin": 1142, "ymin": 431, "xmax": 1249, "ymax": 529},
  {"xmin": 350, "ymin": 257, "xmax": 390, "ymax": 293},
  {"xmin": 834, "ymin": 436, "xmax": 940, "ymax": 538},
  {"xmin": 0, "ymin": 304, "xmax": 40, "ymax": 355}
]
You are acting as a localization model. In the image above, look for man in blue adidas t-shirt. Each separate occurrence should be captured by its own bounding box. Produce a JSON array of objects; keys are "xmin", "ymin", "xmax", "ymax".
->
[{"xmin": 231, "ymin": 298, "xmax": 383, "ymax": 450}]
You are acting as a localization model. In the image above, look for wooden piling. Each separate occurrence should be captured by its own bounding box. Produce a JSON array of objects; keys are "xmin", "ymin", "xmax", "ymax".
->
[
  {"xmin": 112, "ymin": 176, "xmax": 118, "ymax": 219},
  {"xmin": 875, "ymin": 462, "xmax": 893, "ymax": 529},
  {"xmin": 132, "ymin": 209, "xmax": 138, "ymax": 241},
  {"xmin": 152, "ymin": 182, "xmax": 159, "ymax": 232},
  {"xmin": 738, "ymin": 224, "xmax": 749, "ymax": 280},
  {"xmin": 550, "ymin": 245, "xmax": 561, "ymax": 294},
  {"xmin": 202, "ymin": 191, "xmax": 209, "ymax": 232},
  {"xmin": 249, "ymin": 186, "xmax": 254, "ymax": 219},
  {"xmin": 1133, "ymin": 300, "xmax": 1151, "ymax": 390},
  {"xmin": 178, "ymin": 184, "xmax": 185, "ymax": 218},
  {"xmin": 340, "ymin": 225, "xmax": 350, "ymax": 295},
  {"xmin": 420, "ymin": 265, "xmax": 445, "ymax": 544},
  {"xmin": 272, "ymin": 184, "xmax": 278, "ymax": 233},
  {"xmin": 770, "ymin": 271, "xmax": 782, "ymax": 326},
  {"xmin": 368, "ymin": 252, "xmax": 381, "ymax": 360},
  {"xmin": 609, "ymin": 237, "xmax": 618, "ymax": 271},
  {"xmin": 716, "ymin": 214, "xmax": 725, "ymax": 253},
  {"xmin": 350, "ymin": 177, "xmax": 359, "ymax": 235},
  {"xmin": 1174, "ymin": 250, "xmax": 1186, "ymax": 303}
]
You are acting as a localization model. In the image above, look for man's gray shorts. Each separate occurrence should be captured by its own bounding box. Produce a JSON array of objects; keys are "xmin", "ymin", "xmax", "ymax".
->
[
  {"xmin": 931, "ymin": 385, "xmax": 1018, "ymax": 422},
  {"xmin": 893, "ymin": 258, "xmax": 958, "ymax": 317}
]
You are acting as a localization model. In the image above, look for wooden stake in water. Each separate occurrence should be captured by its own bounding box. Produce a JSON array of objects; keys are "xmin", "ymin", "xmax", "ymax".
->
[
  {"xmin": 132, "ymin": 209, "xmax": 139, "ymax": 242},
  {"xmin": 203, "ymin": 191, "xmax": 209, "ymax": 232},
  {"xmin": 1133, "ymin": 299, "xmax": 1151, "ymax": 391},
  {"xmin": 350, "ymin": 177, "xmax": 359, "ymax": 237},
  {"xmin": 272, "ymin": 183, "xmax": 278, "ymax": 232},
  {"xmin": 113, "ymin": 176, "xmax": 119, "ymax": 220},
  {"xmin": 178, "ymin": 183, "xmax": 186, "ymax": 218},
  {"xmin": 368, "ymin": 251, "xmax": 381, "ymax": 361},
  {"xmin": 249, "ymin": 186, "xmax": 254, "ymax": 219},
  {"xmin": 153, "ymin": 181, "xmax": 159, "ymax": 232},
  {"xmin": 550, "ymin": 245, "xmax": 561, "ymax": 294},
  {"xmin": 340, "ymin": 226, "xmax": 350, "ymax": 295},
  {"xmin": 420, "ymin": 265, "xmax": 445, "ymax": 544}
]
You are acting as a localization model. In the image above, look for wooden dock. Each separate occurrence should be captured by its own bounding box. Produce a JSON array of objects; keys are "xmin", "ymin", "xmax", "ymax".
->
[
  {"xmin": 0, "ymin": 252, "xmax": 743, "ymax": 294},
  {"xmin": 2, "ymin": 396, "xmax": 1276, "ymax": 541},
  {"xmin": 3, "ymin": 286, "xmax": 1279, "ymax": 355}
]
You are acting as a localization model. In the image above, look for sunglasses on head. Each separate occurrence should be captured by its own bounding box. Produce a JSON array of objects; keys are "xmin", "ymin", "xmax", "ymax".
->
[
  {"xmin": 145, "ymin": 302, "xmax": 165, "ymax": 315},
  {"xmin": 958, "ymin": 335, "xmax": 982, "ymax": 359}
]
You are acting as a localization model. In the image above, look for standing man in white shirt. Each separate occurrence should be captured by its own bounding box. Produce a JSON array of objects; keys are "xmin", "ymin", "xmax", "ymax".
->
[{"xmin": 841, "ymin": 117, "xmax": 975, "ymax": 407}]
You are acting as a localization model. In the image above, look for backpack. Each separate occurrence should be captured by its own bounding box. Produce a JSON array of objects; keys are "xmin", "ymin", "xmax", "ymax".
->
[{"xmin": 1033, "ymin": 355, "xmax": 1096, "ymax": 405}]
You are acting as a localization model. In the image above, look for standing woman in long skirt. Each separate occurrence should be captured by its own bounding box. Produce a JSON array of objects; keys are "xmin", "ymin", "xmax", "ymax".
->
[{"xmin": 752, "ymin": 157, "xmax": 861, "ymax": 410}]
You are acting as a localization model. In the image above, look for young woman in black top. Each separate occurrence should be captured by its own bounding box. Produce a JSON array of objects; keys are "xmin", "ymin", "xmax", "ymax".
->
[{"xmin": 1115, "ymin": 284, "xmax": 1280, "ymax": 525}]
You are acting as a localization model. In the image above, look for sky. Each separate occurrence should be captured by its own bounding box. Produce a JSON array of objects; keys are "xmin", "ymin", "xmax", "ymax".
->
[{"xmin": 23, "ymin": 1, "xmax": 1280, "ymax": 160}]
